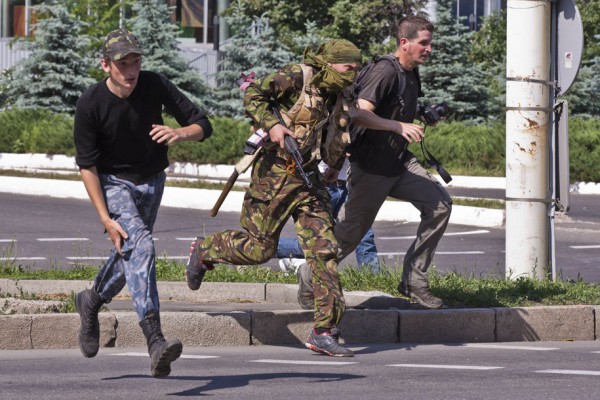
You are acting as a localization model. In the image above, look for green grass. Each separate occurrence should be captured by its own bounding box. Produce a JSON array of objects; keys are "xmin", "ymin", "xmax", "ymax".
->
[
  {"xmin": 1, "ymin": 257, "xmax": 599, "ymax": 309},
  {"xmin": 453, "ymin": 197, "xmax": 504, "ymax": 209}
]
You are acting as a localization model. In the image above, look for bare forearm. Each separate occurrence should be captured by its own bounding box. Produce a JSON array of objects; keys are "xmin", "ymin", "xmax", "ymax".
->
[{"xmin": 80, "ymin": 167, "xmax": 111, "ymax": 227}]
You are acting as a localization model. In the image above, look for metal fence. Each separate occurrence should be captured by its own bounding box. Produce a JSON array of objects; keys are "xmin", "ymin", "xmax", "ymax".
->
[
  {"xmin": 179, "ymin": 48, "xmax": 220, "ymax": 88},
  {"xmin": 0, "ymin": 38, "xmax": 30, "ymax": 71}
]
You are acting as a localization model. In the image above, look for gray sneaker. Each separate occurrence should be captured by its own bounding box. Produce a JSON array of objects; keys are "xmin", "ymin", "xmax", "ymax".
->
[
  {"xmin": 305, "ymin": 328, "xmax": 354, "ymax": 357},
  {"xmin": 296, "ymin": 263, "xmax": 314, "ymax": 310},
  {"xmin": 398, "ymin": 281, "xmax": 443, "ymax": 309},
  {"xmin": 185, "ymin": 236, "xmax": 214, "ymax": 291}
]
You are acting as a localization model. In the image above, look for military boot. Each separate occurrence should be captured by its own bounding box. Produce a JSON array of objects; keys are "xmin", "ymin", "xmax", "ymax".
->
[
  {"xmin": 139, "ymin": 312, "xmax": 183, "ymax": 378},
  {"xmin": 75, "ymin": 288, "xmax": 105, "ymax": 358}
]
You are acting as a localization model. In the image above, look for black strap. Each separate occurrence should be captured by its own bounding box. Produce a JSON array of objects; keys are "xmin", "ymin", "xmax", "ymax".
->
[{"xmin": 420, "ymin": 127, "xmax": 452, "ymax": 184}]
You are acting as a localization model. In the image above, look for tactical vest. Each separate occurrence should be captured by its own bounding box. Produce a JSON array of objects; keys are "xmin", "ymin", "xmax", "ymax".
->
[{"xmin": 264, "ymin": 64, "xmax": 329, "ymax": 167}]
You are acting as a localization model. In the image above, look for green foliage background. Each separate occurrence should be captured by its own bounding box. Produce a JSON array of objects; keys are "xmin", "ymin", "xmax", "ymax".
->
[{"xmin": 1, "ymin": 108, "xmax": 600, "ymax": 182}]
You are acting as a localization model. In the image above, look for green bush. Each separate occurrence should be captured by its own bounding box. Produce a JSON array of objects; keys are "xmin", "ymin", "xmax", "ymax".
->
[
  {"xmin": 166, "ymin": 115, "xmax": 249, "ymax": 164},
  {"xmin": 412, "ymin": 121, "xmax": 506, "ymax": 176},
  {"xmin": 0, "ymin": 108, "xmax": 599, "ymax": 182},
  {"xmin": 0, "ymin": 109, "xmax": 74, "ymax": 154},
  {"xmin": 569, "ymin": 118, "xmax": 600, "ymax": 182}
]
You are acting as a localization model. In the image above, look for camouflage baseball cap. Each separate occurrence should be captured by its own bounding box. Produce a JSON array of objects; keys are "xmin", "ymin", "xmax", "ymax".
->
[{"xmin": 101, "ymin": 28, "xmax": 143, "ymax": 61}]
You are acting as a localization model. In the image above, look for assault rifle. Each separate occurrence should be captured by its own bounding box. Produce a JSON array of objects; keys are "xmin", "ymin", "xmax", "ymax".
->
[
  {"xmin": 271, "ymin": 105, "xmax": 313, "ymax": 190},
  {"xmin": 210, "ymin": 94, "xmax": 313, "ymax": 217}
]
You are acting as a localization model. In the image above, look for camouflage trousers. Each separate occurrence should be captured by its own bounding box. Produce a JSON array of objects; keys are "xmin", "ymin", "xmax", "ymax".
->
[
  {"xmin": 92, "ymin": 172, "xmax": 164, "ymax": 321},
  {"xmin": 200, "ymin": 154, "xmax": 345, "ymax": 329}
]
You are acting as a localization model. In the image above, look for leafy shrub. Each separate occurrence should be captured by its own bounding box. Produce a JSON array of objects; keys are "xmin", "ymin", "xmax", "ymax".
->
[
  {"xmin": 1, "ymin": 108, "xmax": 599, "ymax": 182},
  {"xmin": 166, "ymin": 115, "xmax": 250, "ymax": 164},
  {"xmin": 409, "ymin": 121, "xmax": 506, "ymax": 176},
  {"xmin": 569, "ymin": 118, "xmax": 600, "ymax": 182}
]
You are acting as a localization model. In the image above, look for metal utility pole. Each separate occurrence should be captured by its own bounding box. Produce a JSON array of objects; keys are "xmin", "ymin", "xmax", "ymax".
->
[{"xmin": 505, "ymin": 0, "xmax": 552, "ymax": 280}]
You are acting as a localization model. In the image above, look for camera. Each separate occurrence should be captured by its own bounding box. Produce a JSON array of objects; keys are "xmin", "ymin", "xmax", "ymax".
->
[
  {"xmin": 243, "ymin": 128, "xmax": 269, "ymax": 155},
  {"xmin": 418, "ymin": 101, "xmax": 449, "ymax": 125}
]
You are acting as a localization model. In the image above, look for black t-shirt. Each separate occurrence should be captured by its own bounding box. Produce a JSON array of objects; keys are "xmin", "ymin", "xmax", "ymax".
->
[
  {"xmin": 349, "ymin": 57, "xmax": 419, "ymax": 176},
  {"xmin": 74, "ymin": 70, "xmax": 212, "ymax": 184}
]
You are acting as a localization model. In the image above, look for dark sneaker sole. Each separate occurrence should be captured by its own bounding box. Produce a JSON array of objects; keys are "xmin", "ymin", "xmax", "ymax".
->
[
  {"xmin": 152, "ymin": 341, "xmax": 183, "ymax": 378},
  {"xmin": 185, "ymin": 269, "xmax": 205, "ymax": 291},
  {"xmin": 305, "ymin": 342, "xmax": 354, "ymax": 357},
  {"xmin": 186, "ymin": 237, "xmax": 208, "ymax": 291}
]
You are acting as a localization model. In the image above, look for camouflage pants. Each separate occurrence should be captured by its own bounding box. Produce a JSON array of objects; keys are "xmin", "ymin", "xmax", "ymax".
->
[
  {"xmin": 200, "ymin": 155, "xmax": 345, "ymax": 329},
  {"xmin": 92, "ymin": 172, "xmax": 164, "ymax": 321}
]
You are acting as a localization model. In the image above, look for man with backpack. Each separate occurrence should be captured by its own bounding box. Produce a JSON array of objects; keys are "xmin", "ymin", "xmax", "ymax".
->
[
  {"xmin": 299, "ymin": 16, "xmax": 452, "ymax": 309},
  {"xmin": 185, "ymin": 39, "xmax": 362, "ymax": 357}
]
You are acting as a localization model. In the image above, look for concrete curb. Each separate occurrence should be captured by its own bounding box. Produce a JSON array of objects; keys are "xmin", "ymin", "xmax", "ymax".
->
[
  {"xmin": 0, "ymin": 279, "xmax": 598, "ymax": 350},
  {"xmin": 2, "ymin": 306, "xmax": 597, "ymax": 350}
]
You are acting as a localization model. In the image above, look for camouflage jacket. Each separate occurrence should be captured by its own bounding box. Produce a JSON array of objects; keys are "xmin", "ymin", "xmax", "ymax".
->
[{"xmin": 244, "ymin": 64, "xmax": 353, "ymax": 169}]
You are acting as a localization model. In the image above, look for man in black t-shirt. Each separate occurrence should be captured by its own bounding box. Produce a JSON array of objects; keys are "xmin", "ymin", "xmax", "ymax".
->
[
  {"xmin": 73, "ymin": 29, "xmax": 212, "ymax": 377},
  {"xmin": 335, "ymin": 16, "xmax": 452, "ymax": 308}
]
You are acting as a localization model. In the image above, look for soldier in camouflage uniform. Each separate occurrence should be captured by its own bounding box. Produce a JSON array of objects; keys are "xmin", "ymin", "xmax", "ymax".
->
[
  {"xmin": 73, "ymin": 29, "xmax": 212, "ymax": 377},
  {"xmin": 186, "ymin": 39, "xmax": 361, "ymax": 357}
]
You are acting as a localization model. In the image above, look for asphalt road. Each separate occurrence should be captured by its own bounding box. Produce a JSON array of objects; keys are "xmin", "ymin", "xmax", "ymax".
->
[
  {"xmin": 2, "ymin": 342, "xmax": 600, "ymax": 399},
  {"xmin": 0, "ymin": 191, "xmax": 599, "ymax": 282}
]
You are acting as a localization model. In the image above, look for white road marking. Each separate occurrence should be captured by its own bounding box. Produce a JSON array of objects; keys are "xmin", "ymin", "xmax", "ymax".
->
[
  {"xmin": 0, "ymin": 257, "xmax": 46, "ymax": 261},
  {"xmin": 0, "ymin": 239, "xmax": 16, "ymax": 242},
  {"xmin": 37, "ymin": 238, "xmax": 89, "ymax": 241},
  {"xmin": 379, "ymin": 251, "xmax": 484, "ymax": 256},
  {"xmin": 463, "ymin": 343, "xmax": 559, "ymax": 351},
  {"xmin": 389, "ymin": 364, "xmax": 502, "ymax": 370},
  {"xmin": 109, "ymin": 352, "xmax": 219, "ymax": 360},
  {"xmin": 176, "ymin": 237, "xmax": 197, "ymax": 241},
  {"xmin": 537, "ymin": 369, "xmax": 600, "ymax": 376},
  {"xmin": 251, "ymin": 359, "xmax": 358, "ymax": 366},
  {"xmin": 380, "ymin": 230, "xmax": 490, "ymax": 240},
  {"xmin": 570, "ymin": 245, "xmax": 600, "ymax": 249},
  {"xmin": 66, "ymin": 256, "xmax": 106, "ymax": 260}
]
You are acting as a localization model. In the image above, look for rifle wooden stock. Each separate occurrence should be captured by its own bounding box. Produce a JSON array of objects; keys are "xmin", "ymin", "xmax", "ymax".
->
[
  {"xmin": 209, "ymin": 150, "xmax": 262, "ymax": 217},
  {"xmin": 210, "ymin": 170, "xmax": 239, "ymax": 217}
]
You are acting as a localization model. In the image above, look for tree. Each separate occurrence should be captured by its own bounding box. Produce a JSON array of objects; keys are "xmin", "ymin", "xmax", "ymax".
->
[
  {"xmin": 324, "ymin": 0, "xmax": 429, "ymax": 58},
  {"xmin": 223, "ymin": 0, "xmax": 337, "ymax": 50},
  {"xmin": 469, "ymin": 9, "xmax": 507, "ymax": 119},
  {"xmin": 130, "ymin": 0, "xmax": 214, "ymax": 113},
  {"xmin": 0, "ymin": 1, "xmax": 95, "ymax": 114},
  {"xmin": 578, "ymin": 0, "xmax": 600, "ymax": 61},
  {"xmin": 563, "ymin": 34, "xmax": 600, "ymax": 117},
  {"xmin": 419, "ymin": 0, "xmax": 497, "ymax": 122},
  {"xmin": 227, "ymin": 0, "xmax": 427, "ymax": 57},
  {"xmin": 212, "ymin": 0, "xmax": 296, "ymax": 118}
]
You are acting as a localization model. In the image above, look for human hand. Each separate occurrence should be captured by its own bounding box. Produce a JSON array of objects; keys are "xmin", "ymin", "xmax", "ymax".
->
[
  {"xmin": 149, "ymin": 124, "xmax": 180, "ymax": 145},
  {"xmin": 104, "ymin": 219, "xmax": 128, "ymax": 256},
  {"xmin": 268, "ymin": 123, "xmax": 294, "ymax": 149},
  {"xmin": 395, "ymin": 122, "xmax": 424, "ymax": 143}
]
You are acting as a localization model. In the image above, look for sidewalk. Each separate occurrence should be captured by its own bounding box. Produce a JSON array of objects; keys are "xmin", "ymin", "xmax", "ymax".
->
[{"xmin": 1, "ymin": 279, "xmax": 598, "ymax": 350}]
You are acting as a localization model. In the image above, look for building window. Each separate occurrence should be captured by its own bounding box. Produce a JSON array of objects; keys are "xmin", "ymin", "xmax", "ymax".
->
[{"xmin": 0, "ymin": 0, "xmax": 45, "ymax": 37}]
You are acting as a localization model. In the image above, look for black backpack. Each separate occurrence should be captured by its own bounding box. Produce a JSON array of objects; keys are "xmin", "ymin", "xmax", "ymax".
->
[
  {"xmin": 349, "ymin": 55, "xmax": 453, "ymax": 183},
  {"xmin": 352, "ymin": 54, "xmax": 423, "ymax": 110}
]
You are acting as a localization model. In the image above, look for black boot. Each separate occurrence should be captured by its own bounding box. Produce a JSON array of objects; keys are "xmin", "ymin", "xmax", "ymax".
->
[
  {"xmin": 139, "ymin": 312, "xmax": 183, "ymax": 378},
  {"xmin": 75, "ymin": 288, "xmax": 105, "ymax": 358}
]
